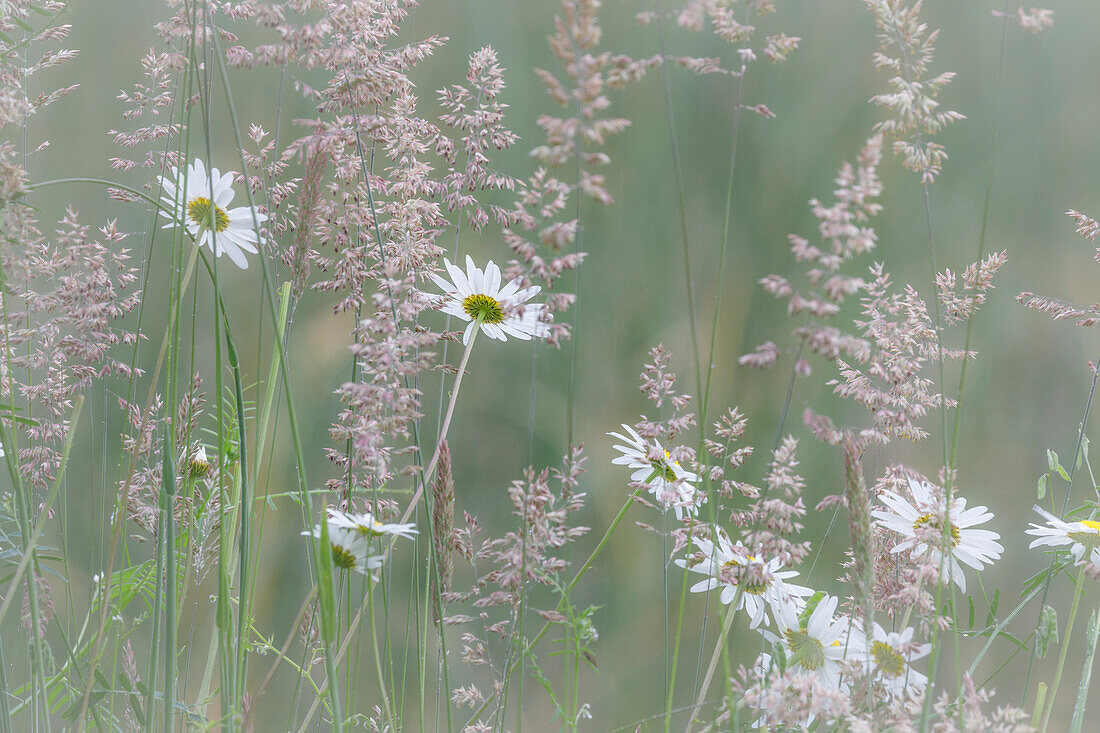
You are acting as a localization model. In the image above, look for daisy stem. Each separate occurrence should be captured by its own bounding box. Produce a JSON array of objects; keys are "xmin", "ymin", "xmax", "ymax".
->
[
  {"xmin": 392, "ymin": 317, "xmax": 482, "ymax": 532},
  {"xmin": 684, "ymin": 593, "xmax": 740, "ymax": 733},
  {"xmin": 665, "ymin": 539, "xmax": 694, "ymax": 732},
  {"xmin": 1039, "ymin": 566, "xmax": 1087, "ymax": 733}
]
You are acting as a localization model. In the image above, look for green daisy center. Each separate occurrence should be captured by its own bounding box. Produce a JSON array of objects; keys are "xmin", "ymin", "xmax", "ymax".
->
[
  {"xmin": 462, "ymin": 293, "xmax": 505, "ymax": 324},
  {"xmin": 914, "ymin": 513, "xmax": 959, "ymax": 547},
  {"xmin": 871, "ymin": 640, "xmax": 907, "ymax": 678},
  {"xmin": 187, "ymin": 196, "xmax": 230, "ymax": 233},
  {"xmin": 784, "ymin": 628, "xmax": 826, "ymax": 671},
  {"xmin": 331, "ymin": 543, "xmax": 357, "ymax": 571},
  {"xmin": 720, "ymin": 559, "xmax": 768, "ymax": 594},
  {"xmin": 650, "ymin": 460, "xmax": 677, "ymax": 482}
]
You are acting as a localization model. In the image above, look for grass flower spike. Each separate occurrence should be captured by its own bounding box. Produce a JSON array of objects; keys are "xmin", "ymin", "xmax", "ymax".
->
[
  {"xmin": 429, "ymin": 255, "xmax": 550, "ymax": 345},
  {"xmin": 676, "ymin": 529, "xmax": 812, "ymax": 628},
  {"xmin": 327, "ymin": 507, "xmax": 419, "ymax": 541},
  {"xmin": 873, "ymin": 478, "xmax": 1003, "ymax": 592},
  {"xmin": 159, "ymin": 158, "xmax": 268, "ymax": 270},
  {"xmin": 1025, "ymin": 505, "xmax": 1100, "ymax": 565},
  {"xmin": 608, "ymin": 423, "xmax": 701, "ymax": 519}
]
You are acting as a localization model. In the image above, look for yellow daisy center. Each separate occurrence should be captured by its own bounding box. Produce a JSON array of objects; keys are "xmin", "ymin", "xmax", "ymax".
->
[
  {"xmin": 462, "ymin": 293, "xmax": 505, "ymax": 323},
  {"xmin": 356, "ymin": 520, "xmax": 388, "ymax": 538},
  {"xmin": 1068, "ymin": 519, "xmax": 1100, "ymax": 546},
  {"xmin": 187, "ymin": 196, "xmax": 230, "ymax": 233},
  {"xmin": 872, "ymin": 640, "xmax": 907, "ymax": 678},
  {"xmin": 784, "ymin": 628, "xmax": 825, "ymax": 671},
  {"xmin": 913, "ymin": 513, "xmax": 959, "ymax": 547}
]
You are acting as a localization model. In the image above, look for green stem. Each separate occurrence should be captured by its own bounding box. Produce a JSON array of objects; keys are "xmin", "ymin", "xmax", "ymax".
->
[
  {"xmin": 163, "ymin": 426, "xmax": 178, "ymax": 733},
  {"xmin": 1040, "ymin": 567, "xmax": 1087, "ymax": 733},
  {"xmin": 1069, "ymin": 608, "xmax": 1100, "ymax": 733}
]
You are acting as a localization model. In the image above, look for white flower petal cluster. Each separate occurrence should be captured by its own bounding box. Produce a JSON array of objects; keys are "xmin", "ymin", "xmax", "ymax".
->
[
  {"xmin": 327, "ymin": 507, "xmax": 419, "ymax": 541},
  {"xmin": 429, "ymin": 256, "xmax": 550, "ymax": 345},
  {"xmin": 608, "ymin": 423, "xmax": 701, "ymax": 519},
  {"xmin": 676, "ymin": 529, "xmax": 811, "ymax": 629},
  {"xmin": 761, "ymin": 594, "xmax": 861, "ymax": 692},
  {"xmin": 302, "ymin": 523, "xmax": 380, "ymax": 578},
  {"xmin": 872, "ymin": 477, "xmax": 1003, "ymax": 592},
  {"xmin": 1025, "ymin": 505, "xmax": 1100, "ymax": 566},
  {"xmin": 860, "ymin": 622, "xmax": 930, "ymax": 699},
  {"xmin": 302, "ymin": 506, "xmax": 417, "ymax": 578},
  {"xmin": 159, "ymin": 159, "xmax": 267, "ymax": 270}
]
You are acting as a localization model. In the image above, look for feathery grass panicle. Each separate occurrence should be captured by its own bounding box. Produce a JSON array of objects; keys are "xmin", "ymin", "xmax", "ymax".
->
[{"xmin": 865, "ymin": 0, "xmax": 965, "ymax": 183}]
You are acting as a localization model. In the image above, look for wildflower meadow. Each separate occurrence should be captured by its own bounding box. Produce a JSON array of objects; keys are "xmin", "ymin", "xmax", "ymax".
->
[{"xmin": 2, "ymin": 0, "xmax": 1100, "ymax": 730}]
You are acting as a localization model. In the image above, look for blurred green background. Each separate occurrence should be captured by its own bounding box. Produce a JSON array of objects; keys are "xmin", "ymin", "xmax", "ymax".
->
[{"xmin": 18, "ymin": 0, "xmax": 1100, "ymax": 729}]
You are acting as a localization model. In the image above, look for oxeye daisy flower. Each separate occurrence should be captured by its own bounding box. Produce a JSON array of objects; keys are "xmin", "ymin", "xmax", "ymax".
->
[
  {"xmin": 675, "ymin": 529, "xmax": 811, "ymax": 628},
  {"xmin": 1026, "ymin": 505, "xmax": 1100, "ymax": 565},
  {"xmin": 159, "ymin": 158, "xmax": 268, "ymax": 270},
  {"xmin": 608, "ymin": 423, "xmax": 701, "ymax": 519},
  {"xmin": 761, "ymin": 594, "xmax": 859, "ymax": 691},
  {"xmin": 326, "ymin": 507, "xmax": 418, "ymax": 541},
  {"xmin": 302, "ymin": 513, "xmax": 383, "ymax": 578},
  {"xmin": 861, "ymin": 622, "xmax": 930, "ymax": 699},
  {"xmin": 872, "ymin": 477, "xmax": 1003, "ymax": 593},
  {"xmin": 429, "ymin": 255, "xmax": 550, "ymax": 345}
]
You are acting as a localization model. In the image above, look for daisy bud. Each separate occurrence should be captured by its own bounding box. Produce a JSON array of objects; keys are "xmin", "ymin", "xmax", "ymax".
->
[{"xmin": 189, "ymin": 445, "xmax": 211, "ymax": 478}]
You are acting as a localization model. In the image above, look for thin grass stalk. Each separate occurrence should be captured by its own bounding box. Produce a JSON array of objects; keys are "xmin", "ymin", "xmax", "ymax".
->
[
  {"xmin": 245, "ymin": 282, "xmax": 292, "ymax": 630},
  {"xmin": 654, "ymin": 0, "xmax": 702, "ymax": 398},
  {"xmin": 1069, "ymin": 608, "xmax": 1099, "ymax": 733},
  {"xmin": 1040, "ymin": 567, "xmax": 1088, "ymax": 733},
  {"xmin": 0, "ymin": 635, "xmax": 10, "ymax": 733},
  {"xmin": 367, "ymin": 580, "xmax": 397, "ymax": 730},
  {"xmin": 221, "ymin": 309, "xmax": 251, "ymax": 697},
  {"xmin": 948, "ymin": 0, "xmax": 1011, "ymax": 471},
  {"xmin": 143, "ymin": 498, "xmax": 165, "ymax": 732},
  {"xmin": 686, "ymin": 63, "xmax": 747, "ymax": 726},
  {"xmin": 163, "ymin": 427, "xmax": 178, "ymax": 733}
]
